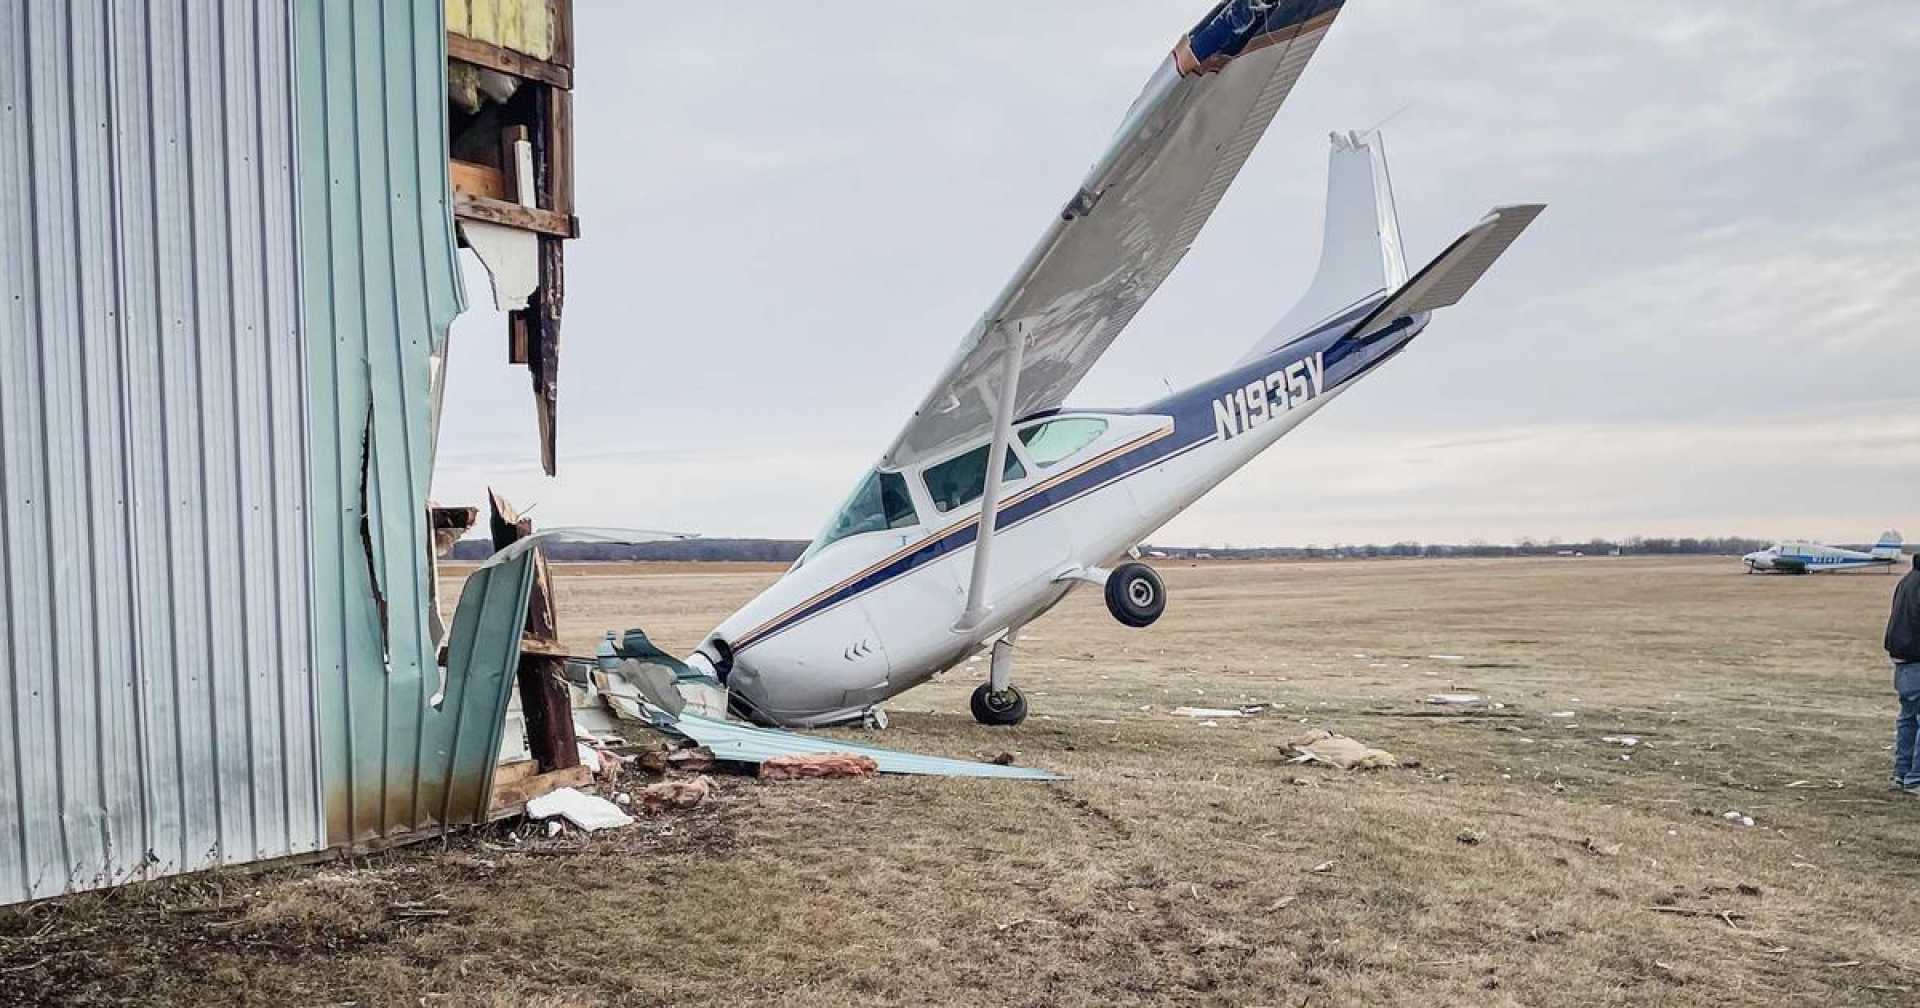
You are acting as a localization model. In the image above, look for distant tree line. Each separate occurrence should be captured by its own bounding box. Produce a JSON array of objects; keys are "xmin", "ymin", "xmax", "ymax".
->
[
  {"xmin": 1139, "ymin": 536, "xmax": 1772, "ymax": 561},
  {"xmin": 446, "ymin": 534, "xmax": 1787, "ymax": 563},
  {"xmin": 445, "ymin": 537, "xmax": 808, "ymax": 563}
]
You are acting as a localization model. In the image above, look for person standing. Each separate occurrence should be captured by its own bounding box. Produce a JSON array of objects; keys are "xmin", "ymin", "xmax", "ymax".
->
[{"xmin": 1888, "ymin": 554, "xmax": 1920, "ymax": 791}]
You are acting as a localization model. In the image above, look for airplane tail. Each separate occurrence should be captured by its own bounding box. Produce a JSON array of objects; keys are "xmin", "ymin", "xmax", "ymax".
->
[
  {"xmin": 1242, "ymin": 130, "xmax": 1543, "ymax": 360},
  {"xmin": 1241, "ymin": 130, "xmax": 1406, "ymax": 362},
  {"xmin": 1872, "ymin": 530, "xmax": 1905, "ymax": 560}
]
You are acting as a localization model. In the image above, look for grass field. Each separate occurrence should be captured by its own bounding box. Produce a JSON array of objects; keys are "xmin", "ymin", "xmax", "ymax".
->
[{"xmin": 7, "ymin": 556, "xmax": 1919, "ymax": 1007}]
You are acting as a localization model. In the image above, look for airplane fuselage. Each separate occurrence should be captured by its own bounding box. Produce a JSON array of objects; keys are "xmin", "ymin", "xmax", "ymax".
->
[
  {"xmin": 1743, "ymin": 545, "xmax": 1896, "ymax": 575},
  {"xmin": 702, "ymin": 296, "xmax": 1429, "ymax": 726}
]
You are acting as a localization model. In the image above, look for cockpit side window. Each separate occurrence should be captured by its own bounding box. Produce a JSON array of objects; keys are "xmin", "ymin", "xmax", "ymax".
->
[
  {"xmin": 1018, "ymin": 417, "xmax": 1108, "ymax": 469},
  {"xmin": 923, "ymin": 443, "xmax": 1026, "ymax": 513},
  {"xmin": 803, "ymin": 469, "xmax": 918, "ymax": 561}
]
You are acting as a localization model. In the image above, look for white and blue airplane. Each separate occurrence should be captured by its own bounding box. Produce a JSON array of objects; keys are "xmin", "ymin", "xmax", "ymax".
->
[
  {"xmin": 1742, "ymin": 533, "xmax": 1906, "ymax": 575},
  {"xmin": 679, "ymin": 0, "xmax": 1544, "ymax": 727}
]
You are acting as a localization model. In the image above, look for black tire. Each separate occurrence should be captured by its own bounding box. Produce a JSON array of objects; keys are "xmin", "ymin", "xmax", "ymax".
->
[
  {"xmin": 970, "ymin": 683, "xmax": 1028, "ymax": 726},
  {"xmin": 1105, "ymin": 561, "xmax": 1166, "ymax": 628}
]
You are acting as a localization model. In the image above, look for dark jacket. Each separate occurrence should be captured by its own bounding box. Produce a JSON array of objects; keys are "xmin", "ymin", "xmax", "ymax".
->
[{"xmin": 1889, "ymin": 566, "xmax": 1920, "ymax": 663}]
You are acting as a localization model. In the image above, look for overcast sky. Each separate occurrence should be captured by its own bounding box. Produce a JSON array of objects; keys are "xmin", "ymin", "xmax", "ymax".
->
[{"xmin": 432, "ymin": 1, "xmax": 1919, "ymax": 547}]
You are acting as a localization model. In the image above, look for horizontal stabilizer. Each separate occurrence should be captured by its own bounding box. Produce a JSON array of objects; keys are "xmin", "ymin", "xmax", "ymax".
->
[{"xmin": 1348, "ymin": 203, "xmax": 1544, "ymax": 341}]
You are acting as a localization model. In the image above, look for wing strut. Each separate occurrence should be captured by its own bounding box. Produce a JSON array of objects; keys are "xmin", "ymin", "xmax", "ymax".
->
[{"xmin": 955, "ymin": 323, "xmax": 1025, "ymax": 632}]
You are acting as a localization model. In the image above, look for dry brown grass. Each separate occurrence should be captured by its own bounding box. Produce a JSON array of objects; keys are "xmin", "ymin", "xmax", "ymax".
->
[{"xmin": 6, "ymin": 556, "xmax": 1919, "ymax": 1007}]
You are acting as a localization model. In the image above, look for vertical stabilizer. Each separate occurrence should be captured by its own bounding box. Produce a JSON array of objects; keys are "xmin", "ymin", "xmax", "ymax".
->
[
  {"xmin": 1873, "ymin": 530, "xmax": 1905, "ymax": 560},
  {"xmin": 1241, "ymin": 130, "xmax": 1407, "ymax": 363}
]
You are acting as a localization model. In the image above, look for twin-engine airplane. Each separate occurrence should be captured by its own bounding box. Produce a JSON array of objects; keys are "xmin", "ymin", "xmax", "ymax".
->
[
  {"xmin": 679, "ymin": 0, "xmax": 1545, "ymax": 727},
  {"xmin": 1743, "ymin": 532, "xmax": 1906, "ymax": 575}
]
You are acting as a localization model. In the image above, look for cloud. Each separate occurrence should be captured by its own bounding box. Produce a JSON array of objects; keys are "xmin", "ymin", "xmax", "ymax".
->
[
  {"xmin": 434, "ymin": 2, "xmax": 1920, "ymax": 545},
  {"xmin": 1166, "ymin": 400, "xmax": 1920, "ymax": 545}
]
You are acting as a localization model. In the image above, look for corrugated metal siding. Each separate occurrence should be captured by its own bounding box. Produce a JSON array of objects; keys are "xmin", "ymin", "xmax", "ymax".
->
[
  {"xmin": 445, "ymin": 0, "xmax": 555, "ymax": 60},
  {"xmin": 0, "ymin": 0, "xmax": 527, "ymax": 904},
  {"xmin": 431, "ymin": 550, "xmax": 538, "ymax": 827},
  {"xmin": 0, "ymin": 0, "xmax": 322, "ymax": 904},
  {"xmin": 295, "ymin": 0, "xmax": 523, "ymax": 847}
]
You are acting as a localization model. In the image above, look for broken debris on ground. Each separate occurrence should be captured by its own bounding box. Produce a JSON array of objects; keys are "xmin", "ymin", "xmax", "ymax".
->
[
  {"xmin": 526, "ymin": 787, "xmax": 635, "ymax": 832},
  {"xmin": 759, "ymin": 754, "xmax": 880, "ymax": 781},
  {"xmin": 1280, "ymin": 729, "xmax": 1400, "ymax": 770},
  {"xmin": 663, "ymin": 710, "xmax": 1065, "ymax": 781},
  {"xmin": 638, "ymin": 775, "xmax": 714, "ymax": 813}
]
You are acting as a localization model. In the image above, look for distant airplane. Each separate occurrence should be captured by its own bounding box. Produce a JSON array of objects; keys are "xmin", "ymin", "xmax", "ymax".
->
[{"xmin": 1742, "ymin": 532, "xmax": 1906, "ymax": 575}]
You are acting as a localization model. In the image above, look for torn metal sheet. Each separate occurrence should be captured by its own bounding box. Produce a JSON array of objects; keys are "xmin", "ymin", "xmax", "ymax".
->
[
  {"xmin": 300, "ymin": 0, "xmax": 474, "ymax": 850},
  {"xmin": 559, "ymin": 642, "xmax": 1056, "ymax": 779},
  {"xmin": 613, "ymin": 659, "xmax": 686, "ymax": 717},
  {"xmin": 664, "ymin": 711, "xmax": 1064, "ymax": 781},
  {"xmin": 478, "ymin": 526, "xmax": 695, "ymax": 569},
  {"xmin": 459, "ymin": 219, "xmax": 540, "ymax": 311},
  {"xmin": 596, "ymin": 628, "xmax": 725, "ymax": 719}
]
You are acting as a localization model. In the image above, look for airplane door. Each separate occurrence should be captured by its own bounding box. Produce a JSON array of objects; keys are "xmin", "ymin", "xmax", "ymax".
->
[
  {"xmin": 858, "ymin": 531, "xmax": 966, "ymax": 693},
  {"xmin": 982, "ymin": 491, "xmax": 1073, "ymax": 600}
]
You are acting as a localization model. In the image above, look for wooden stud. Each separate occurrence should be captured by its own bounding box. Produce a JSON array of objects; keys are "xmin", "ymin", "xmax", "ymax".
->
[
  {"xmin": 487, "ymin": 492, "xmax": 580, "ymax": 775},
  {"xmin": 545, "ymin": 88, "xmax": 574, "ymax": 218},
  {"xmin": 450, "ymin": 159, "xmax": 509, "ymax": 201},
  {"xmin": 531, "ymin": 236, "xmax": 564, "ymax": 477},
  {"xmin": 549, "ymin": 0, "xmax": 575, "ymax": 69},
  {"xmin": 447, "ymin": 31, "xmax": 571, "ymax": 89},
  {"xmin": 453, "ymin": 191, "xmax": 577, "ymax": 238},
  {"xmin": 487, "ymin": 763, "xmax": 592, "ymax": 816}
]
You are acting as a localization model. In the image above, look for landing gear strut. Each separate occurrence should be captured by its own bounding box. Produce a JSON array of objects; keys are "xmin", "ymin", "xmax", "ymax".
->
[{"xmin": 970, "ymin": 635, "xmax": 1028, "ymax": 726}]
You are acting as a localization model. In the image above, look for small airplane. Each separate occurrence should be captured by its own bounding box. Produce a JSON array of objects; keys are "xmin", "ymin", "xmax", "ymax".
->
[
  {"xmin": 679, "ymin": 0, "xmax": 1545, "ymax": 727},
  {"xmin": 1742, "ymin": 532, "xmax": 1906, "ymax": 575}
]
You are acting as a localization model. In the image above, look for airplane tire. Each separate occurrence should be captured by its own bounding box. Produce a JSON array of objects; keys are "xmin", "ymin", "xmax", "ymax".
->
[
  {"xmin": 970, "ymin": 683, "xmax": 1028, "ymax": 726},
  {"xmin": 1105, "ymin": 562, "xmax": 1166, "ymax": 628}
]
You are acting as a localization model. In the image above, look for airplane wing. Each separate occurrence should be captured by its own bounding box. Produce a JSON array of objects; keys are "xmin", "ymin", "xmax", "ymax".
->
[{"xmin": 879, "ymin": 0, "xmax": 1346, "ymax": 468}]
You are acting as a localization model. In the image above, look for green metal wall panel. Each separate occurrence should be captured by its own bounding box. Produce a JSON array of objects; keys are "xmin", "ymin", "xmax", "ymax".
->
[{"xmin": 293, "ymin": 0, "xmax": 514, "ymax": 848}]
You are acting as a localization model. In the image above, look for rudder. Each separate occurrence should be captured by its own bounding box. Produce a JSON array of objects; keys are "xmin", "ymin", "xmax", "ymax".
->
[{"xmin": 1241, "ymin": 130, "xmax": 1407, "ymax": 363}]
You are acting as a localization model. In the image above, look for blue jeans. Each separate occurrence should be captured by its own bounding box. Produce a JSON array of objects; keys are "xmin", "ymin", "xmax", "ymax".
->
[{"xmin": 1897, "ymin": 663, "xmax": 1920, "ymax": 786}]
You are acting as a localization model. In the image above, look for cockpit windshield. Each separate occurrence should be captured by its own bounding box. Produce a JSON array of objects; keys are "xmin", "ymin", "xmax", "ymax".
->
[{"xmin": 800, "ymin": 469, "xmax": 918, "ymax": 564}]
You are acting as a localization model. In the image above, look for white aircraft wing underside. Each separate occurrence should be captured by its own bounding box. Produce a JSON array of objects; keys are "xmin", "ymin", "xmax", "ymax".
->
[{"xmin": 879, "ymin": 1, "xmax": 1345, "ymax": 469}]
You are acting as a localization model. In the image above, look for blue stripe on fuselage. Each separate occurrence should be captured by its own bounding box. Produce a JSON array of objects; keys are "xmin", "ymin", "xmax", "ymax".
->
[
  {"xmin": 736, "ymin": 298, "xmax": 1427, "ymax": 652},
  {"xmin": 1134, "ymin": 295, "xmax": 1419, "ymax": 444},
  {"xmin": 735, "ymin": 430, "xmax": 1198, "ymax": 651}
]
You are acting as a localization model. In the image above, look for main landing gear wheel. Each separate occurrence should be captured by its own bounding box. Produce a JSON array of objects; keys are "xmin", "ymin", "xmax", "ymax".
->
[
  {"xmin": 1105, "ymin": 561, "xmax": 1166, "ymax": 628},
  {"xmin": 970, "ymin": 682, "xmax": 1028, "ymax": 726}
]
